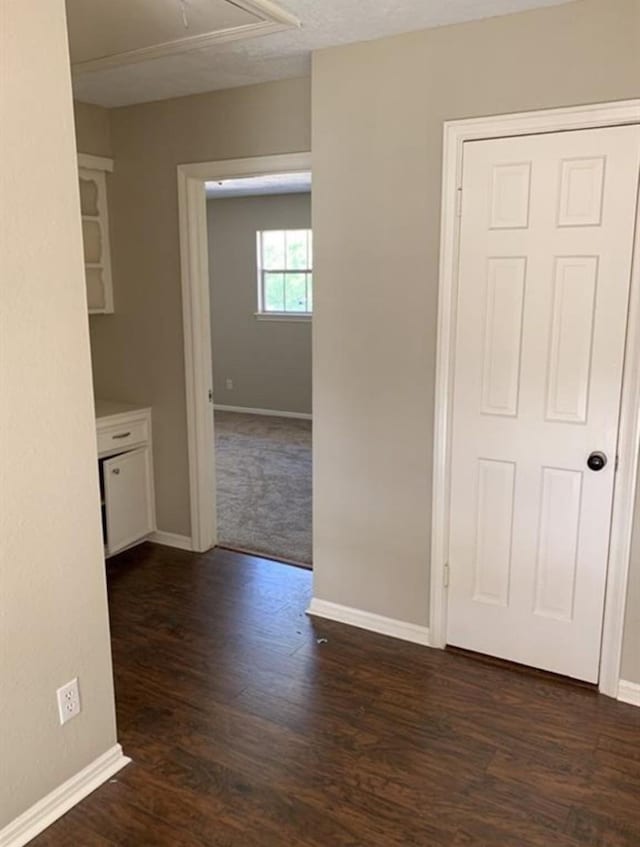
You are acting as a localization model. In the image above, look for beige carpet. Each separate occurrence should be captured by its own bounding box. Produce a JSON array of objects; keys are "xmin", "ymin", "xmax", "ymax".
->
[{"xmin": 214, "ymin": 411, "xmax": 312, "ymax": 566}]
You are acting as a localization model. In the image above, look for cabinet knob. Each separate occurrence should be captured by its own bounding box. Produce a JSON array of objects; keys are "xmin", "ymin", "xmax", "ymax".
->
[{"xmin": 112, "ymin": 468, "xmax": 120, "ymax": 475}]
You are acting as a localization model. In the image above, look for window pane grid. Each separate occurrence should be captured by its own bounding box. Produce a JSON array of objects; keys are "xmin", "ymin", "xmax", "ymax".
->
[{"xmin": 257, "ymin": 229, "xmax": 313, "ymax": 315}]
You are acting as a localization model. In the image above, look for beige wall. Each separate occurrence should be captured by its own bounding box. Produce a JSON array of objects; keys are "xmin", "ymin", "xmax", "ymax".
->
[
  {"xmin": 311, "ymin": 0, "xmax": 640, "ymax": 677},
  {"xmin": 0, "ymin": 0, "xmax": 117, "ymax": 827},
  {"xmin": 74, "ymin": 100, "xmax": 112, "ymax": 157},
  {"xmin": 208, "ymin": 193, "xmax": 312, "ymax": 414},
  {"xmin": 89, "ymin": 77, "xmax": 311, "ymax": 534}
]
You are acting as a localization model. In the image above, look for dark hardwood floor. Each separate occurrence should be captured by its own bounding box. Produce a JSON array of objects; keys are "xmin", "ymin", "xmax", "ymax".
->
[{"xmin": 33, "ymin": 544, "xmax": 640, "ymax": 846}]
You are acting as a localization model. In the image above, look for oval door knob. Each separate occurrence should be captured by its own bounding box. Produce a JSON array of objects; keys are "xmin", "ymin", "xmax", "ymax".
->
[
  {"xmin": 112, "ymin": 468, "xmax": 121, "ymax": 475},
  {"xmin": 587, "ymin": 451, "xmax": 607, "ymax": 471}
]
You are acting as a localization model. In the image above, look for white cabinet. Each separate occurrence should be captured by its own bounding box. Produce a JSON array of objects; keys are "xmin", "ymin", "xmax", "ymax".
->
[
  {"xmin": 78, "ymin": 153, "xmax": 114, "ymax": 314},
  {"xmin": 104, "ymin": 448, "xmax": 155, "ymax": 554},
  {"xmin": 96, "ymin": 403, "xmax": 156, "ymax": 556}
]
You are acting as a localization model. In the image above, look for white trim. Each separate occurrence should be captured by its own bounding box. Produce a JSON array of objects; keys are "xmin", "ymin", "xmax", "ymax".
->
[
  {"xmin": 307, "ymin": 598, "xmax": 431, "ymax": 647},
  {"xmin": 150, "ymin": 531, "xmax": 194, "ymax": 551},
  {"xmin": 71, "ymin": 0, "xmax": 299, "ymax": 74},
  {"xmin": 430, "ymin": 99, "xmax": 640, "ymax": 697},
  {"xmin": 180, "ymin": 152, "xmax": 312, "ymax": 183},
  {"xmin": 254, "ymin": 312, "xmax": 312, "ymax": 322},
  {"xmin": 178, "ymin": 165, "xmax": 217, "ymax": 553},
  {"xmin": 0, "ymin": 745, "xmax": 129, "ymax": 847},
  {"xmin": 77, "ymin": 153, "xmax": 114, "ymax": 173},
  {"xmin": 178, "ymin": 152, "xmax": 312, "ymax": 553},
  {"xmin": 618, "ymin": 679, "xmax": 640, "ymax": 707},
  {"xmin": 214, "ymin": 404, "xmax": 311, "ymax": 420},
  {"xmin": 600, "ymin": 179, "xmax": 640, "ymax": 696}
]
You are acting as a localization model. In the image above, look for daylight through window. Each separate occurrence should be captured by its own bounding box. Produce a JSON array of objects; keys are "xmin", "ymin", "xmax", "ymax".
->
[{"xmin": 256, "ymin": 229, "xmax": 313, "ymax": 315}]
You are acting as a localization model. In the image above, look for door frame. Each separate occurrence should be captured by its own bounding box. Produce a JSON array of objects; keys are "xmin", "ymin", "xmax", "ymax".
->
[
  {"xmin": 177, "ymin": 151, "xmax": 312, "ymax": 553},
  {"xmin": 430, "ymin": 99, "xmax": 640, "ymax": 697}
]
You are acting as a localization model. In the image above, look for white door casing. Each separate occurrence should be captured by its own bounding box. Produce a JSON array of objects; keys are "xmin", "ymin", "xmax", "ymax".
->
[
  {"xmin": 177, "ymin": 152, "xmax": 311, "ymax": 552},
  {"xmin": 447, "ymin": 125, "xmax": 640, "ymax": 682}
]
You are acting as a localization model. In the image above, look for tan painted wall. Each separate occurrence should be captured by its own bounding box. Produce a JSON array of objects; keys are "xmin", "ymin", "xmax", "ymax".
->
[
  {"xmin": 208, "ymin": 193, "xmax": 312, "ymax": 414},
  {"xmin": 74, "ymin": 101, "xmax": 112, "ymax": 158},
  {"xmin": 0, "ymin": 0, "xmax": 117, "ymax": 827},
  {"xmin": 311, "ymin": 0, "xmax": 640, "ymax": 679},
  {"xmin": 89, "ymin": 77, "xmax": 311, "ymax": 534}
]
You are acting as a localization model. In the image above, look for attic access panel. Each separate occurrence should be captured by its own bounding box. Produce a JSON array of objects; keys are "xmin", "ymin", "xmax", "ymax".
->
[{"xmin": 66, "ymin": 0, "xmax": 298, "ymax": 73}]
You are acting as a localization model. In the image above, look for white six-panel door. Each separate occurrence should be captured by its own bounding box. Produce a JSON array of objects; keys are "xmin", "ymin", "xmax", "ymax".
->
[{"xmin": 448, "ymin": 125, "xmax": 640, "ymax": 682}]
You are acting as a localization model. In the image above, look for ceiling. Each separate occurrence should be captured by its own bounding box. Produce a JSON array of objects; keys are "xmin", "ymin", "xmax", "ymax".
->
[
  {"xmin": 68, "ymin": 0, "xmax": 576, "ymax": 108},
  {"xmin": 205, "ymin": 172, "xmax": 311, "ymax": 198}
]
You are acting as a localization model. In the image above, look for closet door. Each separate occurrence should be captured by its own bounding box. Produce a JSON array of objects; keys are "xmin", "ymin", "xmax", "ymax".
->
[
  {"xmin": 104, "ymin": 448, "xmax": 154, "ymax": 554},
  {"xmin": 447, "ymin": 125, "xmax": 640, "ymax": 682}
]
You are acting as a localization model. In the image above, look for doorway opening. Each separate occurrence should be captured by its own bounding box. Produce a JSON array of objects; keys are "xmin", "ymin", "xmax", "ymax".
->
[
  {"xmin": 177, "ymin": 153, "xmax": 313, "ymax": 566},
  {"xmin": 207, "ymin": 172, "xmax": 312, "ymax": 566}
]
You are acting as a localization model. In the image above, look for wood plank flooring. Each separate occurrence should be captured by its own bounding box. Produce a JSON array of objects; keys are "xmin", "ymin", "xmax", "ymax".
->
[{"xmin": 32, "ymin": 544, "xmax": 640, "ymax": 846}]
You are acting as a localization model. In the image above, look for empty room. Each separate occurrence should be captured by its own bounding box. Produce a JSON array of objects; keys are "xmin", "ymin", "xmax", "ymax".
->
[
  {"xmin": 2, "ymin": 2, "xmax": 640, "ymax": 846},
  {"xmin": 207, "ymin": 172, "xmax": 313, "ymax": 566}
]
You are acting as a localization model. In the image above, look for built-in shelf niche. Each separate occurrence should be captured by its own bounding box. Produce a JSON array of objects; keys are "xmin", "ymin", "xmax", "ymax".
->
[{"xmin": 78, "ymin": 153, "xmax": 114, "ymax": 314}]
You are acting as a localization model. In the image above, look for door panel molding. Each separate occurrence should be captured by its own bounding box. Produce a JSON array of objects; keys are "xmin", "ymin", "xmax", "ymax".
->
[{"xmin": 431, "ymin": 99, "xmax": 640, "ymax": 697}]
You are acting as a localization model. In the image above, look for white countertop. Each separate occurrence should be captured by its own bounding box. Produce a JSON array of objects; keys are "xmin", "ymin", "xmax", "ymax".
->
[{"xmin": 95, "ymin": 399, "xmax": 150, "ymax": 422}]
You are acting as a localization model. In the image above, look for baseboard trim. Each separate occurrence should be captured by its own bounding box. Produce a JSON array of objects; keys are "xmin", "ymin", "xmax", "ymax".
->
[
  {"xmin": 0, "ymin": 744, "xmax": 130, "ymax": 847},
  {"xmin": 214, "ymin": 404, "xmax": 312, "ymax": 421},
  {"xmin": 307, "ymin": 598, "xmax": 431, "ymax": 646},
  {"xmin": 150, "ymin": 531, "xmax": 193, "ymax": 551},
  {"xmin": 618, "ymin": 679, "xmax": 640, "ymax": 707}
]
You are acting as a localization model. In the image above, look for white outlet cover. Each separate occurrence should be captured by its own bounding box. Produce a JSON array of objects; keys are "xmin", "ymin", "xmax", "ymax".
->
[{"xmin": 56, "ymin": 678, "xmax": 81, "ymax": 725}]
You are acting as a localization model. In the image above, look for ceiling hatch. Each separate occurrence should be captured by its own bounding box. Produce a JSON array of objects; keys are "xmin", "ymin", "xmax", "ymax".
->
[{"xmin": 67, "ymin": 0, "xmax": 300, "ymax": 74}]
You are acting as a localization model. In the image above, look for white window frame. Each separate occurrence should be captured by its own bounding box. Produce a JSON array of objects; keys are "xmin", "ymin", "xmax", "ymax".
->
[{"xmin": 255, "ymin": 228, "xmax": 313, "ymax": 321}]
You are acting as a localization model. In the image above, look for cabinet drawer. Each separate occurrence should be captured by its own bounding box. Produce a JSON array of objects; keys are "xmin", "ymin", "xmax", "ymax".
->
[{"xmin": 97, "ymin": 417, "xmax": 149, "ymax": 455}]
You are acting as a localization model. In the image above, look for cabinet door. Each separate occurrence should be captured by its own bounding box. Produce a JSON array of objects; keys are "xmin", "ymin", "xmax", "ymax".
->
[{"xmin": 104, "ymin": 447, "xmax": 154, "ymax": 554}]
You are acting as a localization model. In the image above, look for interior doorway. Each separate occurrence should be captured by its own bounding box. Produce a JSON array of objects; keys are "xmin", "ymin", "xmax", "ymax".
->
[
  {"xmin": 176, "ymin": 153, "xmax": 313, "ymax": 563},
  {"xmin": 206, "ymin": 173, "xmax": 312, "ymax": 566}
]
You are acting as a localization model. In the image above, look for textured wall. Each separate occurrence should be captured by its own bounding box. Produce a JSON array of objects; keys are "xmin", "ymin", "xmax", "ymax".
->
[
  {"xmin": 311, "ymin": 0, "xmax": 640, "ymax": 683},
  {"xmin": 1, "ymin": 0, "xmax": 117, "ymax": 826},
  {"xmin": 208, "ymin": 193, "xmax": 312, "ymax": 414},
  {"xmin": 89, "ymin": 77, "xmax": 311, "ymax": 535}
]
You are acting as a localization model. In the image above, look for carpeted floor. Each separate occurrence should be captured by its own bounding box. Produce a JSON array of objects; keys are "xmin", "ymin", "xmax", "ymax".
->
[{"xmin": 214, "ymin": 411, "xmax": 312, "ymax": 566}]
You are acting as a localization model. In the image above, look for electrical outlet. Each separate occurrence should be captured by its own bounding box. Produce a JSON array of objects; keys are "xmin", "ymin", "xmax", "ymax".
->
[
  {"xmin": 225, "ymin": 378, "xmax": 234, "ymax": 390},
  {"xmin": 56, "ymin": 678, "xmax": 81, "ymax": 725}
]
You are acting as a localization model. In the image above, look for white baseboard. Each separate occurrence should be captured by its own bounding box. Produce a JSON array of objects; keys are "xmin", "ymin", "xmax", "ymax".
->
[
  {"xmin": 150, "ymin": 531, "xmax": 193, "ymax": 551},
  {"xmin": 0, "ymin": 744, "xmax": 130, "ymax": 847},
  {"xmin": 618, "ymin": 679, "xmax": 640, "ymax": 707},
  {"xmin": 214, "ymin": 404, "xmax": 312, "ymax": 421},
  {"xmin": 307, "ymin": 598, "xmax": 431, "ymax": 646}
]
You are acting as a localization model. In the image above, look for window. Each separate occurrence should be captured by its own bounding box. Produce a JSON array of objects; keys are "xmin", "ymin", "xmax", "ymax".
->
[{"xmin": 256, "ymin": 229, "xmax": 312, "ymax": 317}]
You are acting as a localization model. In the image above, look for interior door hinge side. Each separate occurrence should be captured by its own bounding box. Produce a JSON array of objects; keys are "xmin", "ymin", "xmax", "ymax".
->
[
  {"xmin": 443, "ymin": 563, "xmax": 450, "ymax": 588},
  {"xmin": 456, "ymin": 187, "xmax": 463, "ymax": 218}
]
